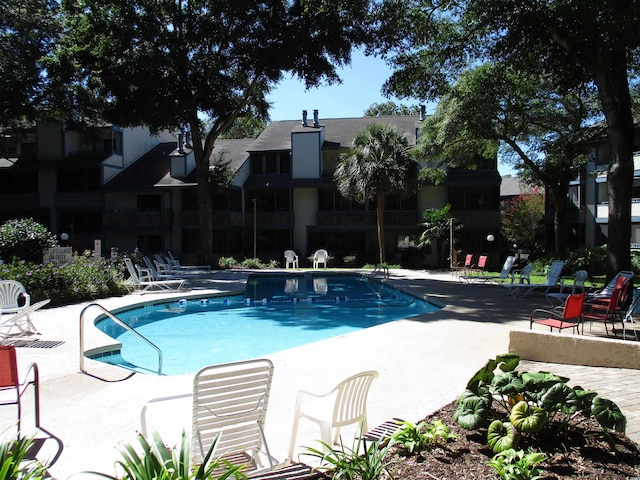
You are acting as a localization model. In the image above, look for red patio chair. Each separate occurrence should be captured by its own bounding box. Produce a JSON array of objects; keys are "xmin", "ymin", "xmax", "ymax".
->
[
  {"xmin": 0, "ymin": 346, "xmax": 40, "ymax": 437},
  {"xmin": 583, "ymin": 282, "xmax": 625, "ymax": 337},
  {"xmin": 530, "ymin": 293, "xmax": 586, "ymax": 334}
]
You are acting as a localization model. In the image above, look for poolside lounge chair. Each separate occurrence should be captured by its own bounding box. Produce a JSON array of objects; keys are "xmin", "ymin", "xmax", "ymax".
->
[
  {"xmin": 0, "ymin": 299, "xmax": 50, "ymax": 342},
  {"xmin": 288, "ymin": 370, "xmax": 378, "ymax": 460},
  {"xmin": 313, "ymin": 249, "xmax": 329, "ymax": 269},
  {"xmin": 501, "ymin": 260, "xmax": 565, "ymax": 297},
  {"xmin": 530, "ymin": 293, "xmax": 586, "ymax": 334},
  {"xmin": 167, "ymin": 251, "xmax": 211, "ymax": 271},
  {"xmin": 622, "ymin": 287, "xmax": 640, "ymax": 341},
  {"xmin": 0, "ymin": 345, "xmax": 40, "ymax": 437},
  {"xmin": 124, "ymin": 258, "xmax": 187, "ymax": 292},
  {"xmin": 141, "ymin": 359, "xmax": 277, "ymax": 473},
  {"xmin": 469, "ymin": 256, "xmax": 515, "ymax": 285},
  {"xmin": 284, "ymin": 250, "xmax": 299, "ymax": 269},
  {"xmin": 589, "ymin": 270, "xmax": 634, "ymax": 300},
  {"xmin": 546, "ymin": 270, "xmax": 589, "ymax": 306}
]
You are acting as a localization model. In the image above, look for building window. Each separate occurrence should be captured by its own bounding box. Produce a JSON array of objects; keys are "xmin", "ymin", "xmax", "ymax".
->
[
  {"xmin": 386, "ymin": 194, "xmax": 418, "ymax": 210},
  {"xmin": 182, "ymin": 189, "xmax": 198, "ymax": 211},
  {"xmin": 57, "ymin": 167, "xmax": 101, "ymax": 192},
  {"xmin": 250, "ymin": 152, "xmax": 291, "ymax": 175},
  {"xmin": 248, "ymin": 190, "xmax": 289, "ymax": 212},
  {"xmin": 137, "ymin": 194, "xmax": 161, "ymax": 211},
  {"xmin": 318, "ymin": 189, "xmax": 365, "ymax": 211}
]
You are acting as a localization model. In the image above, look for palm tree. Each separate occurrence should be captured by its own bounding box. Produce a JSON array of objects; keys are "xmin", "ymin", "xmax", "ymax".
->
[{"xmin": 334, "ymin": 123, "xmax": 417, "ymax": 264}]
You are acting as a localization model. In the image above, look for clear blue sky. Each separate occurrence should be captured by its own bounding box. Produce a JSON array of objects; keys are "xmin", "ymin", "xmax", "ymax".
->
[{"xmin": 266, "ymin": 49, "xmax": 517, "ymax": 176}]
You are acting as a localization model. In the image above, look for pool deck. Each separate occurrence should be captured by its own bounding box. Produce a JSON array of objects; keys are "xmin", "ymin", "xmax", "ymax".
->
[{"xmin": 1, "ymin": 268, "xmax": 639, "ymax": 479}]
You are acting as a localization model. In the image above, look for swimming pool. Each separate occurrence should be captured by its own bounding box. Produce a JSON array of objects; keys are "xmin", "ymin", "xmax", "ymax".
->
[{"xmin": 93, "ymin": 272, "xmax": 440, "ymax": 375}]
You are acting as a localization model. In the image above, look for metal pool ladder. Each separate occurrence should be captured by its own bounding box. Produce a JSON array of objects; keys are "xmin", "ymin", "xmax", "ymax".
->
[
  {"xmin": 79, "ymin": 303, "xmax": 163, "ymax": 375},
  {"xmin": 369, "ymin": 264, "xmax": 389, "ymax": 280}
]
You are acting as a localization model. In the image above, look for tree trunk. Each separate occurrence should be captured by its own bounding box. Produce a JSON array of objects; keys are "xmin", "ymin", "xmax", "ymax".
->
[
  {"xmin": 376, "ymin": 193, "xmax": 385, "ymax": 264},
  {"xmin": 190, "ymin": 122, "xmax": 215, "ymax": 265},
  {"xmin": 592, "ymin": 53, "xmax": 634, "ymax": 279},
  {"xmin": 550, "ymin": 183, "xmax": 570, "ymax": 256}
]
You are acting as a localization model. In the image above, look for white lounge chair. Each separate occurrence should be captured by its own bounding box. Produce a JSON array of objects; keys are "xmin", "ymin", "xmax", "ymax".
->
[
  {"xmin": 0, "ymin": 299, "xmax": 50, "ymax": 342},
  {"xmin": 502, "ymin": 260, "xmax": 565, "ymax": 297},
  {"xmin": 288, "ymin": 370, "xmax": 378, "ymax": 460},
  {"xmin": 167, "ymin": 251, "xmax": 211, "ymax": 271},
  {"xmin": 124, "ymin": 258, "xmax": 186, "ymax": 292},
  {"xmin": 546, "ymin": 270, "xmax": 589, "ymax": 306},
  {"xmin": 469, "ymin": 256, "xmax": 515, "ymax": 285},
  {"xmin": 141, "ymin": 359, "xmax": 277, "ymax": 474},
  {"xmin": 284, "ymin": 250, "xmax": 299, "ymax": 269},
  {"xmin": 313, "ymin": 249, "xmax": 329, "ymax": 269}
]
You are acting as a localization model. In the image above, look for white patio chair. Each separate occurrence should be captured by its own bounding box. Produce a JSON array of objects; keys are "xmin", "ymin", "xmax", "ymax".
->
[
  {"xmin": 288, "ymin": 370, "xmax": 378, "ymax": 460},
  {"xmin": 313, "ymin": 249, "xmax": 329, "ymax": 269},
  {"xmin": 284, "ymin": 250, "xmax": 299, "ymax": 269}
]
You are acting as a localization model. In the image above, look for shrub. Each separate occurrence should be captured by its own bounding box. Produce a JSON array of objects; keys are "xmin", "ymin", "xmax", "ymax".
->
[
  {"xmin": 453, "ymin": 354, "xmax": 626, "ymax": 454},
  {"xmin": 218, "ymin": 256, "xmax": 239, "ymax": 268},
  {"xmin": 0, "ymin": 256, "xmax": 129, "ymax": 306},
  {"xmin": 488, "ymin": 448, "xmax": 546, "ymax": 480},
  {"xmin": 0, "ymin": 435, "xmax": 47, "ymax": 480},
  {"xmin": 391, "ymin": 419, "xmax": 456, "ymax": 453},
  {"xmin": 0, "ymin": 218, "xmax": 57, "ymax": 263}
]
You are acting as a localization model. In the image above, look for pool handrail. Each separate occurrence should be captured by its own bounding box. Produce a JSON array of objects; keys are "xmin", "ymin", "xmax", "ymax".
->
[
  {"xmin": 79, "ymin": 302, "xmax": 163, "ymax": 375},
  {"xmin": 369, "ymin": 264, "xmax": 389, "ymax": 280}
]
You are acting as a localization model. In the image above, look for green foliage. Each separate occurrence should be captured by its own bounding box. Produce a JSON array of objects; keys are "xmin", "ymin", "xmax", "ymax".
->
[
  {"xmin": 0, "ymin": 218, "xmax": 57, "ymax": 263},
  {"xmin": 83, "ymin": 430, "xmax": 245, "ymax": 480},
  {"xmin": 501, "ymin": 193, "xmax": 545, "ymax": 255},
  {"xmin": 418, "ymin": 204, "xmax": 460, "ymax": 268},
  {"xmin": 218, "ymin": 257, "xmax": 239, "ymax": 268},
  {"xmin": 335, "ymin": 122, "xmax": 417, "ymax": 264},
  {"xmin": 363, "ymin": 102, "xmax": 421, "ymax": 117},
  {"xmin": 0, "ymin": 435, "xmax": 47, "ymax": 480},
  {"xmin": 454, "ymin": 354, "xmax": 626, "ymax": 454},
  {"xmin": 391, "ymin": 419, "xmax": 456, "ymax": 453},
  {"xmin": 304, "ymin": 434, "xmax": 397, "ymax": 480},
  {"xmin": 564, "ymin": 246, "xmax": 608, "ymax": 276},
  {"xmin": 0, "ymin": 256, "xmax": 129, "ymax": 306},
  {"xmin": 488, "ymin": 448, "xmax": 546, "ymax": 480}
]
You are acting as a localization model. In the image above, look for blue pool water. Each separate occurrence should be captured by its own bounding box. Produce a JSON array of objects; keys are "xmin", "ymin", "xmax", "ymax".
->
[{"xmin": 94, "ymin": 273, "xmax": 439, "ymax": 375}]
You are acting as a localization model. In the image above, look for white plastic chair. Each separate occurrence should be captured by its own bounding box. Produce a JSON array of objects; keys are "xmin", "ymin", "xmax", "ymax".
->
[
  {"xmin": 313, "ymin": 249, "xmax": 329, "ymax": 269},
  {"xmin": 0, "ymin": 280, "xmax": 31, "ymax": 316},
  {"xmin": 287, "ymin": 370, "xmax": 378, "ymax": 460},
  {"xmin": 284, "ymin": 250, "xmax": 299, "ymax": 269}
]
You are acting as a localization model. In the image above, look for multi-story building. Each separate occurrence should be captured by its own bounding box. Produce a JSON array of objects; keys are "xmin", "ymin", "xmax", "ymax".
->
[{"xmin": 0, "ymin": 112, "xmax": 502, "ymax": 267}]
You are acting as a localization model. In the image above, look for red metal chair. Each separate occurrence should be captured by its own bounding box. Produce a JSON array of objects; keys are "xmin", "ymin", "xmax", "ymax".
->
[
  {"xmin": 583, "ymin": 282, "xmax": 625, "ymax": 336},
  {"xmin": 0, "ymin": 346, "xmax": 40, "ymax": 437},
  {"xmin": 530, "ymin": 293, "xmax": 586, "ymax": 334}
]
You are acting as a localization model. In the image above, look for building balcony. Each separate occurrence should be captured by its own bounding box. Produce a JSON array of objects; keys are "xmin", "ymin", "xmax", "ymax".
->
[
  {"xmin": 317, "ymin": 210, "xmax": 420, "ymax": 227},
  {"xmin": 0, "ymin": 193, "xmax": 40, "ymax": 211},
  {"xmin": 56, "ymin": 192, "xmax": 103, "ymax": 208},
  {"xmin": 596, "ymin": 198, "xmax": 640, "ymax": 222},
  {"xmin": 181, "ymin": 210, "xmax": 246, "ymax": 229},
  {"xmin": 451, "ymin": 210, "xmax": 501, "ymax": 228},
  {"xmin": 103, "ymin": 210, "xmax": 172, "ymax": 229}
]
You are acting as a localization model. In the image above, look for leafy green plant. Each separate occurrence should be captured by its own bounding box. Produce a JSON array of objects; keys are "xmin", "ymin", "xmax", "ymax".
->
[
  {"xmin": 83, "ymin": 430, "xmax": 245, "ymax": 480},
  {"xmin": 0, "ymin": 218, "xmax": 57, "ymax": 263},
  {"xmin": 391, "ymin": 419, "xmax": 456, "ymax": 453},
  {"xmin": 304, "ymin": 434, "xmax": 397, "ymax": 480},
  {"xmin": 453, "ymin": 354, "xmax": 626, "ymax": 453},
  {"xmin": 218, "ymin": 257, "xmax": 238, "ymax": 268},
  {"xmin": 488, "ymin": 448, "xmax": 546, "ymax": 480},
  {"xmin": 0, "ymin": 435, "xmax": 47, "ymax": 480}
]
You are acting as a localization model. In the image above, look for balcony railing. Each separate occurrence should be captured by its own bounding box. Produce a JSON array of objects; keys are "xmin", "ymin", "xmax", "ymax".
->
[
  {"xmin": 451, "ymin": 210, "xmax": 501, "ymax": 228},
  {"xmin": 596, "ymin": 198, "xmax": 640, "ymax": 220},
  {"xmin": 56, "ymin": 192, "xmax": 103, "ymax": 208},
  {"xmin": 103, "ymin": 210, "xmax": 172, "ymax": 229}
]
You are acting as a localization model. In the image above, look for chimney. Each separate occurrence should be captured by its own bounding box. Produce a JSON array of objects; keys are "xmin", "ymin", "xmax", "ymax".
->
[
  {"xmin": 185, "ymin": 130, "xmax": 192, "ymax": 149},
  {"xmin": 302, "ymin": 110, "xmax": 308, "ymax": 127},
  {"xmin": 313, "ymin": 109, "xmax": 319, "ymax": 128},
  {"xmin": 178, "ymin": 133, "xmax": 184, "ymax": 153},
  {"xmin": 420, "ymin": 105, "xmax": 426, "ymax": 121}
]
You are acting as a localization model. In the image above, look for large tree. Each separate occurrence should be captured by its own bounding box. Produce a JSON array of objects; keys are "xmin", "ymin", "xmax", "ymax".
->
[
  {"xmin": 374, "ymin": 0, "xmax": 640, "ymax": 278},
  {"xmin": 0, "ymin": 0, "xmax": 60, "ymax": 131},
  {"xmin": 334, "ymin": 123, "xmax": 417, "ymax": 264},
  {"xmin": 56, "ymin": 0, "xmax": 373, "ymax": 263},
  {"xmin": 414, "ymin": 64, "xmax": 600, "ymax": 255}
]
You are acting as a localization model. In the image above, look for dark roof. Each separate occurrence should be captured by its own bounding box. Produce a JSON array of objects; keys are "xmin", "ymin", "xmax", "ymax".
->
[
  {"xmin": 104, "ymin": 142, "xmax": 176, "ymax": 191},
  {"xmin": 106, "ymin": 139, "xmax": 253, "ymax": 189},
  {"xmin": 250, "ymin": 115, "xmax": 422, "ymax": 152},
  {"xmin": 500, "ymin": 176, "xmax": 536, "ymax": 197}
]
